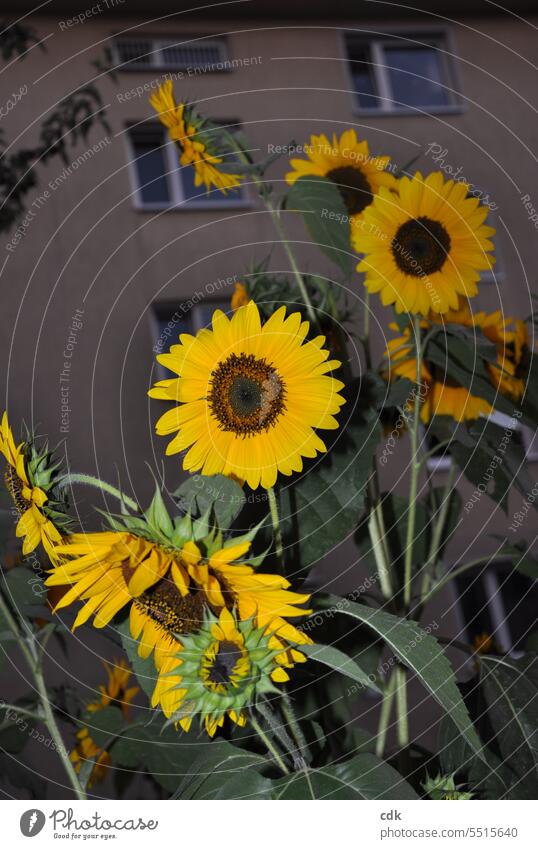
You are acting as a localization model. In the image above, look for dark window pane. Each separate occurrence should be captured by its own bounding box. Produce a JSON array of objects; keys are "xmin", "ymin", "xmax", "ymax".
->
[
  {"xmin": 130, "ymin": 128, "xmax": 170, "ymax": 205},
  {"xmin": 346, "ymin": 42, "xmax": 379, "ymax": 109},
  {"xmin": 385, "ymin": 45, "xmax": 450, "ymax": 109},
  {"xmin": 179, "ymin": 162, "xmax": 242, "ymax": 202}
]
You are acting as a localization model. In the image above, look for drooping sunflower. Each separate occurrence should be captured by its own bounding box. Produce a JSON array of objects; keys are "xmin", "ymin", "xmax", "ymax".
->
[
  {"xmin": 149, "ymin": 301, "xmax": 345, "ymax": 489},
  {"xmin": 71, "ymin": 659, "xmax": 138, "ymax": 787},
  {"xmin": 386, "ymin": 321, "xmax": 492, "ymax": 423},
  {"xmin": 150, "ymin": 81, "xmax": 243, "ymax": 194},
  {"xmin": 46, "ymin": 492, "xmax": 312, "ymax": 669},
  {"xmin": 286, "ymin": 130, "xmax": 397, "ymax": 218},
  {"xmin": 0, "ymin": 412, "xmax": 68, "ymax": 561},
  {"xmin": 353, "ymin": 172, "xmax": 496, "ymax": 315},
  {"xmin": 477, "ymin": 313, "xmax": 531, "ymax": 401},
  {"xmin": 152, "ymin": 607, "xmax": 292, "ymax": 737}
]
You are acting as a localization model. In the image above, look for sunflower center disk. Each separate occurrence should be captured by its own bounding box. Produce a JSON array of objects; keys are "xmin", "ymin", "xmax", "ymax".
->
[
  {"xmin": 136, "ymin": 577, "xmax": 207, "ymax": 636},
  {"xmin": 327, "ymin": 165, "xmax": 372, "ymax": 216},
  {"xmin": 208, "ymin": 353, "xmax": 286, "ymax": 435},
  {"xmin": 4, "ymin": 464, "xmax": 27, "ymax": 513},
  {"xmin": 206, "ymin": 639, "xmax": 243, "ymax": 686},
  {"xmin": 392, "ymin": 216, "xmax": 451, "ymax": 277}
]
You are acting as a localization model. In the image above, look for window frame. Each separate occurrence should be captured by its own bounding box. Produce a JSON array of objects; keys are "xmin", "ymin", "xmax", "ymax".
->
[
  {"xmin": 341, "ymin": 26, "xmax": 465, "ymax": 117},
  {"xmin": 125, "ymin": 122, "xmax": 252, "ymax": 212},
  {"xmin": 113, "ymin": 34, "xmax": 230, "ymax": 72}
]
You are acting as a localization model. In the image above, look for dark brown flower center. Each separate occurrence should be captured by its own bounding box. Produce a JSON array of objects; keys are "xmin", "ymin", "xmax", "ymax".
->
[
  {"xmin": 207, "ymin": 640, "xmax": 243, "ymax": 684},
  {"xmin": 135, "ymin": 578, "xmax": 207, "ymax": 636},
  {"xmin": 208, "ymin": 352, "xmax": 286, "ymax": 435},
  {"xmin": 4, "ymin": 464, "xmax": 27, "ymax": 514},
  {"xmin": 326, "ymin": 165, "xmax": 372, "ymax": 216},
  {"xmin": 392, "ymin": 216, "xmax": 451, "ymax": 276}
]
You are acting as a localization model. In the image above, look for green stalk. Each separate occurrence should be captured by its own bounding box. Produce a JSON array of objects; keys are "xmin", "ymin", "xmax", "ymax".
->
[
  {"xmin": 376, "ymin": 670, "xmax": 397, "ymax": 758},
  {"xmin": 58, "ymin": 473, "xmax": 138, "ymax": 512},
  {"xmin": 368, "ymin": 505, "xmax": 393, "ymax": 600},
  {"xmin": 403, "ymin": 315, "xmax": 423, "ymax": 609},
  {"xmin": 226, "ymin": 134, "xmax": 320, "ymax": 329},
  {"xmin": 394, "ymin": 665, "xmax": 409, "ymax": 749},
  {"xmin": 419, "ymin": 463, "xmax": 456, "ymax": 604},
  {"xmin": 0, "ymin": 589, "xmax": 86, "ymax": 800},
  {"xmin": 421, "ymin": 553, "xmax": 506, "ymax": 608},
  {"xmin": 267, "ymin": 486, "xmax": 284, "ymax": 561},
  {"xmin": 250, "ymin": 714, "xmax": 290, "ymax": 775}
]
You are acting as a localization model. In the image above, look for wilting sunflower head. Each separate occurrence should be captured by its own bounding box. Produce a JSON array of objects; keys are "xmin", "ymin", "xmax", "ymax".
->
[
  {"xmin": 149, "ymin": 81, "xmax": 243, "ymax": 195},
  {"xmin": 46, "ymin": 487, "xmax": 311, "ymax": 671},
  {"xmin": 353, "ymin": 171, "xmax": 496, "ymax": 316},
  {"xmin": 384, "ymin": 322, "xmax": 492, "ymax": 424},
  {"xmin": 152, "ymin": 607, "xmax": 293, "ymax": 737},
  {"xmin": 0, "ymin": 412, "xmax": 69, "ymax": 560},
  {"xmin": 286, "ymin": 130, "xmax": 397, "ymax": 218},
  {"xmin": 149, "ymin": 300, "xmax": 345, "ymax": 489},
  {"xmin": 479, "ymin": 314, "xmax": 531, "ymax": 401},
  {"xmin": 71, "ymin": 658, "xmax": 138, "ymax": 786}
]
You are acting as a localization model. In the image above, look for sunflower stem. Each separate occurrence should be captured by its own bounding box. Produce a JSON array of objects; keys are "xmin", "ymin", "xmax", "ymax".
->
[
  {"xmin": 418, "ymin": 462, "xmax": 456, "ymax": 606},
  {"xmin": 403, "ymin": 315, "xmax": 423, "ymax": 610},
  {"xmin": 376, "ymin": 668, "xmax": 397, "ymax": 758},
  {"xmin": 226, "ymin": 133, "xmax": 320, "ymax": 329},
  {"xmin": 0, "ymin": 587, "xmax": 86, "ymax": 800},
  {"xmin": 281, "ymin": 691, "xmax": 311, "ymax": 766},
  {"xmin": 267, "ymin": 486, "xmax": 284, "ymax": 562},
  {"xmin": 57, "ymin": 473, "xmax": 138, "ymax": 512},
  {"xmin": 250, "ymin": 713, "xmax": 290, "ymax": 775}
]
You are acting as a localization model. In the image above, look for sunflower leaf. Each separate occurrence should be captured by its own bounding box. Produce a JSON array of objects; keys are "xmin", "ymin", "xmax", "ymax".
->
[
  {"xmin": 271, "ymin": 753, "xmax": 418, "ymax": 799},
  {"xmin": 301, "ymin": 643, "xmax": 380, "ymax": 693},
  {"xmin": 318, "ymin": 596, "xmax": 488, "ymax": 764},
  {"xmin": 173, "ymin": 474, "xmax": 245, "ymax": 532},
  {"xmin": 285, "ymin": 175, "xmax": 353, "ymax": 277}
]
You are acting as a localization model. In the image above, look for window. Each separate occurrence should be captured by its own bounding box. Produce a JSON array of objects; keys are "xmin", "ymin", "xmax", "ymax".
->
[
  {"xmin": 152, "ymin": 299, "xmax": 230, "ymax": 377},
  {"xmin": 451, "ymin": 558, "xmax": 538, "ymax": 654},
  {"xmin": 127, "ymin": 123, "xmax": 245, "ymax": 209},
  {"xmin": 114, "ymin": 35, "xmax": 228, "ymax": 70},
  {"xmin": 345, "ymin": 32, "xmax": 460, "ymax": 114}
]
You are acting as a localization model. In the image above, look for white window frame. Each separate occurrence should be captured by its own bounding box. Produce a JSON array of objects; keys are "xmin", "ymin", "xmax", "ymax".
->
[
  {"xmin": 113, "ymin": 35, "xmax": 229, "ymax": 72},
  {"xmin": 126, "ymin": 124, "xmax": 251, "ymax": 212},
  {"xmin": 342, "ymin": 27, "xmax": 464, "ymax": 117}
]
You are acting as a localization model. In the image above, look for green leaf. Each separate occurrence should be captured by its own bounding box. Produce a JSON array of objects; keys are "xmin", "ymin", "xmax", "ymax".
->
[
  {"xmin": 174, "ymin": 740, "xmax": 269, "ymax": 799},
  {"xmin": 145, "ymin": 486, "xmax": 173, "ymax": 538},
  {"xmin": 173, "ymin": 474, "xmax": 245, "ymax": 532},
  {"xmin": 117, "ymin": 618, "xmax": 159, "ymax": 700},
  {"xmin": 301, "ymin": 643, "xmax": 380, "ymax": 693},
  {"xmin": 425, "ymin": 332, "xmax": 519, "ymax": 420},
  {"xmin": 479, "ymin": 654, "xmax": 538, "ymax": 795},
  {"xmin": 280, "ymin": 380, "xmax": 381, "ymax": 571},
  {"xmin": 272, "ymin": 753, "xmax": 418, "ymax": 799},
  {"xmin": 286, "ymin": 175, "xmax": 353, "ymax": 276},
  {"xmin": 320, "ymin": 596, "xmax": 487, "ymax": 763}
]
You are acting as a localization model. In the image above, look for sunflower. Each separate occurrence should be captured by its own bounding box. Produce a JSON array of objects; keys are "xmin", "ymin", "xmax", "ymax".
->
[
  {"xmin": 46, "ymin": 495, "xmax": 312, "ymax": 669},
  {"xmin": 353, "ymin": 172, "xmax": 496, "ymax": 315},
  {"xmin": 150, "ymin": 81, "xmax": 243, "ymax": 195},
  {"xmin": 152, "ymin": 608, "xmax": 292, "ymax": 737},
  {"xmin": 477, "ymin": 313, "xmax": 531, "ymax": 401},
  {"xmin": 71, "ymin": 659, "xmax": 138, "ymax": 787},
  {"xmin": 385, "ymin": 313, "xmax": 492, "ymax": 423},
  {"xmin": 286, "ymin": 130, "xmax": 396, "ymax": 218},
  {"xmin": 149, "ymin": 301, "xmax": 345, "ymax": 489},
  {"xmin": 0, "ymin": 412, "xmax": 66, "ymax": 561}
]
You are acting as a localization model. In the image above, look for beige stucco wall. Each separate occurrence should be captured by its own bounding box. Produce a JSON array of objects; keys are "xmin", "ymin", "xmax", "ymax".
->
[{"xmin": 0, "ymin": 11, "xmax": 536, "ymax": 548}]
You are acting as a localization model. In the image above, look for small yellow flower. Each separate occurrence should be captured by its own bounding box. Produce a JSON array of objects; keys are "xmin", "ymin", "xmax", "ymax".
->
[{"xmin": 231, "ymin": 281, "xmax": 250, "ymax": 311}]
